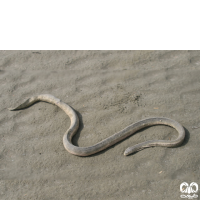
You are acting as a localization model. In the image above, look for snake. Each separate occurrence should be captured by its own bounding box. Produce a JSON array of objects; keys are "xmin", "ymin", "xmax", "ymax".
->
[{"xmin": 8, "ymin": 94, "xmax": 185, "ymax": 156}]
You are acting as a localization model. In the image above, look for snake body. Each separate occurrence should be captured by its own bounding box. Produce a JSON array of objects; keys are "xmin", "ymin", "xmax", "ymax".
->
[{"xmin": 9, "ymin": 94, "xmax": 185, "ymax": 156}]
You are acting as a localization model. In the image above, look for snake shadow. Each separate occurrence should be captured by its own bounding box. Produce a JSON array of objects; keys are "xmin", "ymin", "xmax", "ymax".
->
[
  {"xmin": 181, "ymin": 127, "xmax": 190, "ymax": 147},
  {"xmin": 72, "ymin": 110, "xmax": 190, "ymax": 157}
]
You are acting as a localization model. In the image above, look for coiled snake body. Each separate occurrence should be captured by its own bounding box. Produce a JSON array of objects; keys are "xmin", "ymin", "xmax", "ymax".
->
[{"xmin": 9, "ymin": 94, "xmax": 185, "ymax": 156}]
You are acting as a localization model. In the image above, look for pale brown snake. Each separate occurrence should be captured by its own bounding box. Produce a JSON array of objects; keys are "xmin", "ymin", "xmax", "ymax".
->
[{"xmin": 9, "ymin": 94, "xmax": 185, "ymax": 156}]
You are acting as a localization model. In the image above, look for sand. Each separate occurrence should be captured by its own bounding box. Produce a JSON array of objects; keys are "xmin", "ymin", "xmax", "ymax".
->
[{"xmin": 1, "ymin": 50, "xmax": 200, "ymax": 200}]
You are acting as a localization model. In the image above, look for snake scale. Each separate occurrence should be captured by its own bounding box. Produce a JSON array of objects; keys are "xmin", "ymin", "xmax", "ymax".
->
[{"xmin": 9, "ymin": 94, "xmax": 185, "ymax": 156}]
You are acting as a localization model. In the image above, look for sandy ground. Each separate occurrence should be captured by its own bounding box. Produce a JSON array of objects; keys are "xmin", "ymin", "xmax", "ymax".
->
[{"xmin": 0, "ymin": 50, "xmax": 200, "ymax": 200}]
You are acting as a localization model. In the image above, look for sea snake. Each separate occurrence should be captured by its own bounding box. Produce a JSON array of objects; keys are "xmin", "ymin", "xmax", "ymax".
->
[{"xmin": 9, "ymin": 94, "xmax": 185, "ymax": 156}]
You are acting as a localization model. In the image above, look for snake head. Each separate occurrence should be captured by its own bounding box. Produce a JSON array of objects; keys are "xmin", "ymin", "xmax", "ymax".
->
[
  {"xmin": 124, "ymin": 147, "xmax": 132, "ymax": 156},
  {"xmin": 124, "ymin": 144, "xmax": 147, "ymax": 156}
]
